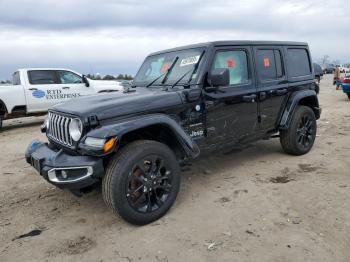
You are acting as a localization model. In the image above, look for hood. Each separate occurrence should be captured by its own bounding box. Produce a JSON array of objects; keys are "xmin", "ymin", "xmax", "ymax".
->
[{"xmin": 51, "ymin": 87, "xmax": 183, "ymax": 120}]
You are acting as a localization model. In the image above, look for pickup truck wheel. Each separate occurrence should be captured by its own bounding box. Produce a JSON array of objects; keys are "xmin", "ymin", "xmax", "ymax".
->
[
  {"xmin": 347, "ymin": 93, "xmax": 350, "ymax": 100},
  {"xmin": 102, "ymin": 140, "xmax": 180, "ymax": 225},
  {"xmin": 280, "ymin": 106, "xmax": 317, "ymax": 156},
  {"xmin": 0, "ymin": 116, "xmax": 3, "ymax": 129}
]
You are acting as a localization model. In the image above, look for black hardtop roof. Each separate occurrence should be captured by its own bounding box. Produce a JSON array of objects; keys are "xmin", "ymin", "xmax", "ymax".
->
[{"xmin": 149, "ymin": 40, "xmax": 308, "ymax": 56}]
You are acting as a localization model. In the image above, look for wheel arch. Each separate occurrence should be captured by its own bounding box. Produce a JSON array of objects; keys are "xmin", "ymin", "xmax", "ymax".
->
[
  {"xmin": 0, "ymin": 99, "xmax": 8, "ymax": 117},
  {"xmin": 86, "ymin": 114, "xmax": 200, "ymax": 160},
  {"xmin": 279, "ymin": 90, "xmax": 321, "ymax": 129}
]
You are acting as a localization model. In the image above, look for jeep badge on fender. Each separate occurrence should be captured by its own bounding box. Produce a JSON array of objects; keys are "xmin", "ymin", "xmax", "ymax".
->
[{"xmin": 25, "ymin": 41, "xmax": 321, "ymax": 225}]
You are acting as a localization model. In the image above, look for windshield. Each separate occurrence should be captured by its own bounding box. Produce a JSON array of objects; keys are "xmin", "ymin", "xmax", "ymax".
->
[{"xmin": 133, "ymin": 48, "xmax": 204, "ymax": 86}]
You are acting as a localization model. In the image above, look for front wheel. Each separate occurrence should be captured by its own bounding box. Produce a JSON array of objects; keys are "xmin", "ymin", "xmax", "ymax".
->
[
  {"xmin": 0, "ymin": 116, "xmax": 3, "ymax": 130},
  {"xmin": 102, "ymin": 140, "xmax": 180, "ymax": 225},
  {"xmin": 347, "ymin": 93, "xmax": 350, "ymax": 100},
  {"xmin": 280, "ymin": 106, "xmax": 317, "ymax": 155}
]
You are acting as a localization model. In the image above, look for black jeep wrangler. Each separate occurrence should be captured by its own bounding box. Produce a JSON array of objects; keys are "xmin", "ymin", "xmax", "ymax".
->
[{"xmin": 26, "ymin": 41, "xmax": 321, "ymax": 225}]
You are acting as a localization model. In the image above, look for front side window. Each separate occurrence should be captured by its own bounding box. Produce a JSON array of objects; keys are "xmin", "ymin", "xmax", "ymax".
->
[
  {"xmin": 133, "ymin": 48, "xmax": 204, "ymax": 86},
  {"xmin": 287, "ymin": 48, "xmax": 311, "ymax": 77},
  {"xmin": 28, "ymin": 70, "xmax": 57, "ymax": 85},
  {"xmin": 58, "ymin": 71, "xmax": 83, "ymax": 84},
  {"xmin": 257, "ymin": 49, "xmax": 284, "ymax": 81},
  {"xmin": 212, "ymin": 50, "xmax": 249, "ymax": 85}
]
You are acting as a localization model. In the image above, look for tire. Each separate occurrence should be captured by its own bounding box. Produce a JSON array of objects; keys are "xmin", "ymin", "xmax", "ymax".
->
[
  {"xmin": 102, "ymin": 140, "xmax": 180, "ymax": 225},
  {"xmin": 347, "ymin": 93, "xmax": 350, "ymax": 100},
  {"xmin": 280, "ymin": 106, "xmax": 317, "ymax": 156},
  {"xmin": 315, "ymin": 82, "xmax": 320, "ymax": 94},
  {"xmin": 0, "ymin": 116, "xmax": 3, "ymax": 130}
]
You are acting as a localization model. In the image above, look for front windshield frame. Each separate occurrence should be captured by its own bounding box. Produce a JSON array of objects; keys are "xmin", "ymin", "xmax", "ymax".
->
[{"xmin": 133, "ymin": 47, "xmax": 206, "ymax": 87}]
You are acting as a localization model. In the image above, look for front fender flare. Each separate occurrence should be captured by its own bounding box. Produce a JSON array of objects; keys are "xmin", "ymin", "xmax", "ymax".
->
[
  {"xmin": 85, "ymin": 114, "xmax": 200, "ymax": 159},
  {"xmin": 279, "ymin": 90, "xmax": 320, "ymax": 129}
]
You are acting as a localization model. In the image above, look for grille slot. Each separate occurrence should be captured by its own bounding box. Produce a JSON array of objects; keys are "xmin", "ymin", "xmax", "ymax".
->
[{"xmin": 47, "ymin": 112, "xmax": 74, "ymax": 146}]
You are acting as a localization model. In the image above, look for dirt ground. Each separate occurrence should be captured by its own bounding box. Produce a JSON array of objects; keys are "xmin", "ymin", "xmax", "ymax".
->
[{"xmin": 1, "ymin": 74, "xmax": 350, "ymax": 262}]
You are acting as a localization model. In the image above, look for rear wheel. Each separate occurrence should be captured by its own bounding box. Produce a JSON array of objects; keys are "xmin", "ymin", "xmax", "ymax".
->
[
  {"xmin": 0, "ymin": 116, "xmax": 3, "ymax": 130},
  {"xmin": 102, "ymin": 140, "xmax": 180, "ymax": 225},
  {"xmin": 280, "ymin": 106, "xmax": 317, "ymax": 155},
  {"xmin": 347, "ymin": 93, "xmax": 350, "ymax": 100}
]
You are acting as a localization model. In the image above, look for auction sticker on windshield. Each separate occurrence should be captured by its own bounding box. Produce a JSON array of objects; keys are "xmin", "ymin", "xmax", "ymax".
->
[{"xmin": 180, "ymin": 55, "xmax": 200, "ymax": 67}]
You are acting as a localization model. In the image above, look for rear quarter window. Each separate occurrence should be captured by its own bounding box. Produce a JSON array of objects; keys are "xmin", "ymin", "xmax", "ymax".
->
[{"xmin": 287, "ymin": 48, "xmax": 311, "ymax": 77}]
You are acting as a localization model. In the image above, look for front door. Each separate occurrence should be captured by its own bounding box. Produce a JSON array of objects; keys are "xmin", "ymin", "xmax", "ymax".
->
[
  {"xmin": 203, "ymin": 46, "xmax": 258, "ymax": 148},
  {"xmin": 56, "ymin": 70, "xmax": 94, "ymax": 100}
]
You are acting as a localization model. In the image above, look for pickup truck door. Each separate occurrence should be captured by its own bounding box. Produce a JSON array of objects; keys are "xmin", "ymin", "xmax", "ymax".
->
[
  {"xmin": 252, "ymin": 46, "xmax": 289, "ymax": 131},
  {"xmin": 25, "ymin": 70, "xmax": 61, "ymax": 112},
  {"xmin": 203, "ymin": 46, "xmax": 258, "ymax": 148},
  {"xmin": 56, "ymin": 70, "xmax": 94, "ymax": 99}
]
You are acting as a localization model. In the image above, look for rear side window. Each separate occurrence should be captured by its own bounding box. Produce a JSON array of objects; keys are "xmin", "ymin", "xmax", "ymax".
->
[
  {"xmin": 28, "ymin": 70, "xmax": 58, "ymax": 85},
  {"xmin": 287, "ymin": 48, "xmax": 311, "ymax": 77},
  {"xmin": 256, "ymin": 49, "xmax": 284, "ymax": 81},
  {"xmin": 212, "ymin": 50, "xmax": 249, "ymax": 85},
  {"xmin": 12, "ymin": 71, "xmax": 21, "ymax": 85}
]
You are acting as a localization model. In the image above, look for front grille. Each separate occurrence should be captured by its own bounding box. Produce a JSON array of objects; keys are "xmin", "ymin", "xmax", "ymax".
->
[{"xmin": 47, "ymin": 112, "xmax": 74, "ymax": 146}]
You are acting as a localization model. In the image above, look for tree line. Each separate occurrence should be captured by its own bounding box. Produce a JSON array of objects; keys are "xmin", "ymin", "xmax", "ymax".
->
[{"xmin": 86, "ymin": 74, "xmax": 133, "ymax": 80}]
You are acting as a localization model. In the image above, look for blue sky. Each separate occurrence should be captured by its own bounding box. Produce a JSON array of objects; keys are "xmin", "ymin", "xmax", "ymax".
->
[{"xmin": 0, "ymin": 0, "xmax": 349, "ymax": 80}]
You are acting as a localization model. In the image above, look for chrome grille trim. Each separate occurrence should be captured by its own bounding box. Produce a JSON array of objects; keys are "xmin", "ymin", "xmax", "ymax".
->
[{"xmin": 47, "ymin": 112, "xmax": 74, "ymax": 146}]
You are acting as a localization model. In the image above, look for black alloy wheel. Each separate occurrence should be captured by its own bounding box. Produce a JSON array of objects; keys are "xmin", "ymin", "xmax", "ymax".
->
[
  {"xmin": 296, "ymin": 114, "xmax": 315, "ymax": 150},
  {"xmin": 126, "ymin": 155, "xmax": 173, "ymax": 213}
]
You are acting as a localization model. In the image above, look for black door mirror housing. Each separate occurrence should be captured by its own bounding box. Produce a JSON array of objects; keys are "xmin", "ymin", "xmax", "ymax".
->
[
  {"xmin": 209, "ymin": 68, "xmax": 230, "ymax": 87},
  {"xmin": 82, "ymin": 75, "xmax": 90, "ymax": 87}
]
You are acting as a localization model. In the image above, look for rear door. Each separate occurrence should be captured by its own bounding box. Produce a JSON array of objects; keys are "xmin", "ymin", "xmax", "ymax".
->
[
  {"xmin": 204, "ymin": 46, "xmax": 258, "ymax": 147},
  {"xmin": 253, "ymin": 46, "xmax": 288, "ymax": 131},
  {"xmin": 25, "ymin": 70, "xmax": 60, "ymax": 112}
]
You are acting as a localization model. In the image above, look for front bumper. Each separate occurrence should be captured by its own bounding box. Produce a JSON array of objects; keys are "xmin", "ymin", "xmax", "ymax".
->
[{"xmin": 25, "ymin": 140, "xmax": 104, "ymax": 190}]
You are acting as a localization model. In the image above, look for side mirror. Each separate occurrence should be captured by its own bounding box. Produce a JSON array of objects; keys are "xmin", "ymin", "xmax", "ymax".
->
[
  {"xmin": 209, "ymin": 68, "xmax": 230, "ymax": 87},
  {"xmin": 82, "ymin": 75, "xmax": 90, "ymax": 87}
]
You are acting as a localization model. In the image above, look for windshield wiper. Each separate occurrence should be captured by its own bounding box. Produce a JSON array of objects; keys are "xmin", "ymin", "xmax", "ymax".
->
[
  {"xmin": 146, "ymin": 56, "xmax": 178, "ymax": 88},
  {"xmin": 170, "ymin": 50, "xmax": 205, "ymax": 88}
]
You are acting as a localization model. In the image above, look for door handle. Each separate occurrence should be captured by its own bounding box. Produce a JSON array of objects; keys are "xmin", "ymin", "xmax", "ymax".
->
[
  {"xmin": 259, "ymin": 92, "xmax": 266, "ymax": 101},
  {"xmin": 276, "ymin": 88, "xmax": 287, "ymax": 95},
  {"xmin": 28, "ymin": 88, "xmax": 38, "ymax": 91},
  {"xmin": 242, "ymin": 94, "xmax": 257, "ymax": 102},
  {"xmin": 62, "ymin": 86, "xmax": 70, "ymax": 89}
]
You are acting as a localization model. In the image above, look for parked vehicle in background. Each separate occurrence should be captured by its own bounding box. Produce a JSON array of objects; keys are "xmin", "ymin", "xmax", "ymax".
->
[
  {"xmin": 340, "ymin": 73, "xmax": 350, "ymax": 100},
  {"xmin": 0, "ymin": 68, "xmax": 123, "ymax": 129},
  {"xmin": 336, "ymin": 65, "xmax": 350, "ymax": 73},
  {"xmin": 324, "ymin": 64, "xmax": 335, "ymax": 74},
  {"xmin": 313, "ymin": 63, "xmax": 323, "ymax": 94},
  {"xmin": 26, "ymin": 41, "xmax": 320, "ymax": 225}
]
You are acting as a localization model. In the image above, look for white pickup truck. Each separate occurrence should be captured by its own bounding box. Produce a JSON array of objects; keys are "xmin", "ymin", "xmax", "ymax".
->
[{"xmin": 0, "ymin": 68, "xmax": 124, "ymax": 129}]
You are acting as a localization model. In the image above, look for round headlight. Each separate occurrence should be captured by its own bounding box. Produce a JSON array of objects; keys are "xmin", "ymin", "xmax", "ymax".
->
[{"xmin": 69, "ymin": 118, "xmax": 83, "ymax": 141}]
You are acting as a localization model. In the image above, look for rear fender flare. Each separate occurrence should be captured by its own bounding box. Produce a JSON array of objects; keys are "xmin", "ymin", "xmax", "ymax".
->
[{"xmin": 279, "ymin": 90, "xmax": 320, "ymax": 129}]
